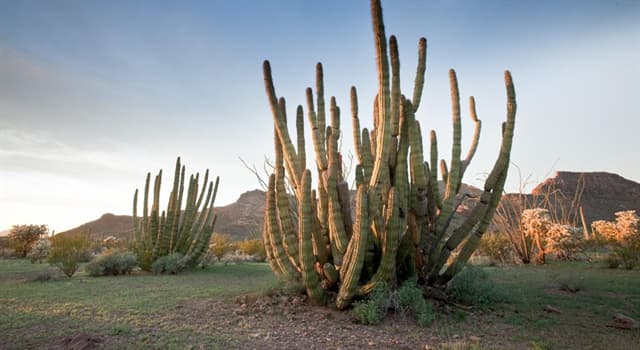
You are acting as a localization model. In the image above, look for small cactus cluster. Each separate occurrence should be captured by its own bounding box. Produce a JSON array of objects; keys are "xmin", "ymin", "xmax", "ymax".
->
[
  {"xmin": 262, "ymin": 0, "xmax": 516, "ymax": 309},
  {"xmin": 132, "ymin": 157, "xmax": 219, "ymax": 271}
]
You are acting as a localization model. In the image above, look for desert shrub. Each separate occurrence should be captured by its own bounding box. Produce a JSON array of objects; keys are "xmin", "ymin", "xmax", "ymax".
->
[
  {"xmin": 237, "ymin": 238, "xmax": 266, "ymax": 262},
  {"xmin": 48, "ymin": 234, "xmax": 90, "ymax": 277},
  {"xmin": 477, "ymin": 233, "xmax": 514, "ymax": 265},
  {"xmin": 396, "ymin": 280, "xmax": 434, "ymax": 326},
  {"xmin": 449, "ymin": 266, "xmax": 507, "ymax": 307},
  {"xmin": 545, "ymin": 224, "xmax": 584, "ymax": 260},
  {"xmin": 552, "ymin": 273, "xmax": 585, "ymax": 293},
  {"xmin": 351, "ymin": 282, "xmax": 390, "ymax": 325},
  {"xmin": 220, "ymin": 250, "xmax": 265, "ymax": 265},
  {"xmin": 151, "ymin": 253, "xmax": 186, "ymax": 275},
  {"xmin": 27, "ymin": 238, "xmax": 51, "ymax": 263},
  {"xmin": 521, "ymin": 208, "xmax": 585, "ymax": 263},
  {"xmin": 521, "ymin": 208, "xmax": 553, "ymax": 264},
  {"xmin": 604, "ymin": 253, "xmax": 620, "ymax": 269},
  {"xmin": 86, "ymin": 249, "xmax": 137, "ymax": 277},
  {"xmin": 31, "ymin": 267, "xmax": 57, "ymax": 282},
  {"xmin": 592, "ymin": 210, "xmax": 640, "ymax": 269}
]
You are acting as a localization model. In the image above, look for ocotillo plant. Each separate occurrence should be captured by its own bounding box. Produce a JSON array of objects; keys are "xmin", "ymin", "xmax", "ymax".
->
[
  {"xmin": 262, "ymin": 0, "xmax": 516, "ymax": 309},
  {"xmin": 132, "ymin": 157, "xmax": 219, "ymax": 271}
]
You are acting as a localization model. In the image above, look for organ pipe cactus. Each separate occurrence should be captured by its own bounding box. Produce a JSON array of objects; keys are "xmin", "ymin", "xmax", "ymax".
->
[
  {"xmin": 132, "ymin": 157, "xmax": 220, "ymax": 271},
  {"xmin": 262, "ymin": 0, "xmax": 516, "ymax": 309}
]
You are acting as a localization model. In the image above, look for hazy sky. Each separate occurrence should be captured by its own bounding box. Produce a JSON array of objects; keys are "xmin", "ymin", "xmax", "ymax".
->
[{"xmin": 1, "ymin": 0, "xmax": 639, "ymax": 232}]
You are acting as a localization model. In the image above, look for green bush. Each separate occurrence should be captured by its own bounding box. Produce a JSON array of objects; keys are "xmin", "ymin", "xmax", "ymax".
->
[
  {"xmin": 151, "ymin": 253, "xmax": 186, "ymax": 275},
  {"xmin": 449, "ymin": 266, "xmax": 507, "ymax": 307},
  {"xmin": 48, "ymin": 235, "xmax": 90, "ymax": 278},
  {"xmin": 477, "ymin": 232, "xmax": 514, "ymax": 265},
  {"xmin": 351, "ymin": 282, "xmax": 390, "ymax": 325},
  {"xmin": 85, "ymin": 249, "xmax": 137, "ymax": 277},
  {"xmin": 396, "ymin": 280, "xmax": 434, "ymax": 326}
]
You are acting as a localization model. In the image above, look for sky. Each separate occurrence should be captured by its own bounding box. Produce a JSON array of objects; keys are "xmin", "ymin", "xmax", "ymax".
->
[{"xmin": 1, "ymin": 0, "xmax": 639, "ymax": 233}]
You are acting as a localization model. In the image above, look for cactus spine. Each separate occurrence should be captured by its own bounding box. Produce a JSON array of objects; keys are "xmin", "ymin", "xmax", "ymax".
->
[
  {"xmin": 262, "ymin": 0, "xmax": 516, "ymax": 309},
  {"xmin": 133, "ymin": 157, "xmax": 219, "ymax": 270}
]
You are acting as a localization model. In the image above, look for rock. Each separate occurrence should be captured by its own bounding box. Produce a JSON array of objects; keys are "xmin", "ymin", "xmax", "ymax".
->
[
  {"xmin": 56, "ymin": 333, "xmax": 104, "ymax": 350},
  {"xmin": 469, "ymin": 336, "xmax": 482, "ymax": 343},
  {"xmin": 544, "ymin": 305, "xmax": 562, "ymax": 314},
  {"xmin": 612, "ymin": 313, "xmax": 640, "ymax": 329}
]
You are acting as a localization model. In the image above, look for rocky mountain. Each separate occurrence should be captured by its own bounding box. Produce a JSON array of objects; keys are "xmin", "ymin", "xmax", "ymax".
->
[
  {"xmin": 530, "ymin": 171, "xmax": 640, "ymax": 224},
  {"xmin": 58, "ymin": 189, "xmax": 267, "ymax": 241},
  {"xmin": 58, "ymin": 213, "xmax": 135, "ymax": 240},
  {"xmin": 213, "ymin": 189, "xmax": 265, "ymax": 240}
]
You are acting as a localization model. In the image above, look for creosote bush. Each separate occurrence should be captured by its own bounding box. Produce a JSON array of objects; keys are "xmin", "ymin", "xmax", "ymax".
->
[
  {"xmin": 85, "ymin": 249, "xmax": 137, "ymax": 277},
  {"xmin": 448, "ymin": 266, "xmax": 506, "ymax": 307},
  {"xmin": 396, "ymin": 279, "xmax": 434, "ymax": 326},
  {"xmin": 351, "ymin": 282, "xmax": 390, "ymax": 325},
  {"xmin": 477, "ymin": 233, "xmax": 514, "ymax": 265},
  {"xmin": 351, "ymin": 280, "xmax": 434, "ymax": 326},
  {"xmin": 151, "ymin": 253, "xmax": 186, "ymax": 275},
  {"xmin": 48, "ymin": 234, "xmax": 91, "ymax": 278}
]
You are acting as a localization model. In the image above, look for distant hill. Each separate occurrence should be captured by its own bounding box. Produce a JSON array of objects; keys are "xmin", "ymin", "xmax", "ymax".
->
[
  {"xmin": 0, "ymin": 229, "xmax": 10, "ymax": 237},
  {"xmin": 531, "ymin": 171, "xmax": 640, "ymax": 224},
  {"xmin": 58, "ymin": 213, "xmax": 134, "ymax": 241},
  {"xmin": 500, "ymin": 171, "xmax": 640, "ymax": 226},
  {"xmin": 57, "ymin": 189, "xmax": 267, "ymax": 241},
  {"xmin": 212, "ymin": 189, "xmax": 265, "ymax": 240}
]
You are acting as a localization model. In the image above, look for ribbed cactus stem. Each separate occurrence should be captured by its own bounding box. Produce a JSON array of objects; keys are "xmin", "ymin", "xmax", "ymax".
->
[
  {"xmin": 462, "ymin": 96, "xmax": 481, "ymax": 171},
  {"xmin": 429, "ymin": 131, "xmax": 443, "ymax": 210},
  {"xmin": 296, "ymin": 105, "xmax": 306, "ymax": 178},
  {"xmin": 360, "ymin": 187, "xmax": 401, "ymax": 295},
  {"xmin": 485, "ymin": 71, "xmax": 516, "ymax": 190},
  {"xmin": 263, "ymin": 61, "xmax": 300, "ymax": 190},
  {"xmin": 266, "ymin": 174, "xmax": 298, "ymax": 278},
  {"xmin": 443, "ymin": 69, "xmax": 462, "ymax": 202},
  {"xmin": 299, "ymin": 170, "xmax": 326, "ymax": 304},
  {"xmin": 390, "ymin": 35, "xmax": 401, "ymax": 138},
  {"xmin": 412, "ymin": 38, "xmax": 427, "ymax": 112},
  {"xmin": 316, "ymin": 63, "xmax": 327, "ymax": 148},
  {"xmin": 337, "ymin": 185, "xmax": 370, "ymax": 309}
]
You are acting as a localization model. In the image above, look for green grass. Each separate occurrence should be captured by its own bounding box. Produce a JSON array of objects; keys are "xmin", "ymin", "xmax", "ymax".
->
[
  {"xmin": 0, "ymin": 260, "xmax": 276, "ymax": 349},
  {"xmin": 1, "ymin": 259, "xmax": 639, "ymax": 349},
  {"xmin": 483, "ymin": 261, "xmax": 640, "ymax": 349}
]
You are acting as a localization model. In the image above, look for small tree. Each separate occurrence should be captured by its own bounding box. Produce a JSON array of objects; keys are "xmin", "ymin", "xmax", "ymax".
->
[
  {"xmin": 209, "ymin": 233, "xmax": 235, "ymax": 261},
  {"xmin": 237, "ymin": 238, "xmax": 266, "ymax": 261},
  {"xmin": 9, "ymin": 224, "xmax": 48, "ymax": 257},
  {"xmin": 48, "ymin": 234, "xmax": 90, "ymax": 277}
]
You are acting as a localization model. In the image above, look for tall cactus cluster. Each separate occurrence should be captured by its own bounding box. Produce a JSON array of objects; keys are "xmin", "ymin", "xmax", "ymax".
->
[
  {"xmin": 132, "ymin": 157, "xmax": 220, "ymax": 271},
  {"xmin": 262, "ymin": 0, "xmax": 516, "ymax": 309}
]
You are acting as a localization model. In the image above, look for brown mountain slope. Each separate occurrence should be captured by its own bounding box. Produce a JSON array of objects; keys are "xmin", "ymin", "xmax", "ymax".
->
[
  {"xmin": 58, "ymin": 213, "xmax": 134, "ymax": 240},
  {"xmin": 501, "ymin": 171, "xmax": 640, "ymax": 225},
  {"xmin": 57, "ymin": 190, "xmax": 266, "ymax": 241},
  {"xmin": 213, "ymin": 189, "xmax": 265, "ymax": 240}
]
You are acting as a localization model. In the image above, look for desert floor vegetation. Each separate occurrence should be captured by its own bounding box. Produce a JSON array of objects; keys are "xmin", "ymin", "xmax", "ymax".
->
[{"xmin": 1, "ymin": 259, "xmax": 638, "ymax": 349}]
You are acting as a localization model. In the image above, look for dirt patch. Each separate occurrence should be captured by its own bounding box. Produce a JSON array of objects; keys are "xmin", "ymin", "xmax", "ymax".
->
[
  {"xmin": 172, "ymin": 294, "xmax": 526, "ymax": 350},
  {"xmin": 52, "ymin": 334, "xmax": 105, "ymax": 350}
]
